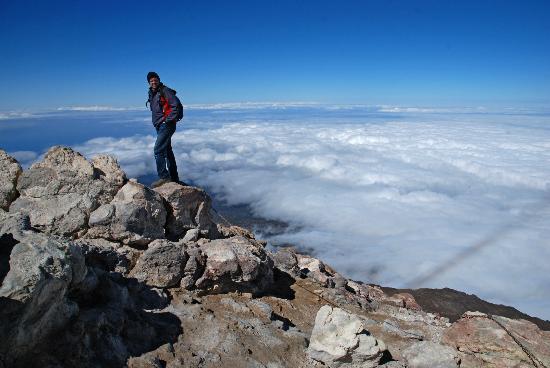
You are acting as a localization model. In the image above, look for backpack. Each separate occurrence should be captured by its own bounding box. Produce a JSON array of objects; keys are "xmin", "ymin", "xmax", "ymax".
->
[{"xmin": 160, "ymin": 86, "xmax": 184, "ymax": 122}]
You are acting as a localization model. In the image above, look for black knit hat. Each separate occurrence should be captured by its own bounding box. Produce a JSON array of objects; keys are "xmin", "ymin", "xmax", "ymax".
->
[{"xmin": 147, "ymin": 71, "xmax": 160, "ymax": 82}]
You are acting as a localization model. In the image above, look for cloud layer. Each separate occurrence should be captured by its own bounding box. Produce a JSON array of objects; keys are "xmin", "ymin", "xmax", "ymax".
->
[{"xmin": 9, "ymin": 107, "xmax": 550, "ymax": 319}]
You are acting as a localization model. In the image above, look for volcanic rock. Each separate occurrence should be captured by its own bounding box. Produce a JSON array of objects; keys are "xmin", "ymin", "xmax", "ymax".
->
[
  {"xmin": 130, "ymin": 239, "xmax": 187, "ymax": 288},
  {"xmin": 0, "ymin": 228, "xmax": 86, "ymax": 365},
  {"xmin": 0, "ymin": 150, "xmax": 22, "ymax": 211},
  {"xmin": 9, "ymin": 146, "xmax": 126, "ymax": 236},
  {"xmin": 307, "ymin": 305, "xmax": 387, "ymax": 368},
  {"xmin": 153, "ymin": 182, "xmax": 216, "ymax": 240},
  {"xmin": 401, "ymin": 341, "xmax": 459, "ymax": 368},
  {"xmin": 443, "ymin": 311, "xmax": 550, "ymax": 367},
  {"xmin": 195, "ymin": 236, "xmax": 274, "ymax": 294},
  {"xmin": 86, "ymin": 181, "xmax": 166, "ymax": 247}
]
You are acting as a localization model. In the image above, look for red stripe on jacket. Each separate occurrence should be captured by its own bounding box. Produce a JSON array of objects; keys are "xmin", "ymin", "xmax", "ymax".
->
[{"xmin": 160, "ymin": 96, "xmax": 172, "ymax": 120}]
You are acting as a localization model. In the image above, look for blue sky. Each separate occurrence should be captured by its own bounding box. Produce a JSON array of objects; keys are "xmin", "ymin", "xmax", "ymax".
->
[{"xmin": 1, "ymin": 0, "xmax": 549, "ymax": 110}]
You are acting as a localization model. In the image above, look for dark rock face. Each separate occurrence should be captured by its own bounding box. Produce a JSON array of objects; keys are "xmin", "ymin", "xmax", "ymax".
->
[
  {"xmin": 131, "ymin": 239, "xmax": 188, "ymax": 288},
  {"xmin": 1, "ymin": 146, "xmax": 548, "ymax": 368},
  {"xmin": 0, "ymin": 229, "xmax": 86, "ymax": 366}
]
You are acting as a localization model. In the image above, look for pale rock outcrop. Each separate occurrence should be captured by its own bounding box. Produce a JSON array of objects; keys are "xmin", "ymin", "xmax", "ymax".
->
[
  {"xmin": 9, "ymin": 147, "xmax": 126, "ymax": 236},
  {"xmin": 307, "ymin": 305, "xmax": 387, "ymax": 368},
  {"xmin": 0, "ymin": 150, "xmax": 22, "ymax": 211},
  {"xmin": 87, "ymin": 181, "xmax": 166, "ymax": 247},
  {"xmin": 443, "ymin": 311, "xmax": 550, "ymax": 367},
  {"xmin": 130, "ymin": 239, "xmax": 187, "ymax": 288},
  {"xmin": 0, "ymin": 228, "xmax": 86, "ymax": 365},
  {"xmin": 91, "ymin": 154, "xmax": 127, "ymax": 188},
  {"xmin": 401, "ymin": 341, "xmax": 459, "ymax": 368},
  {"xmin": 195, "ymin": 236, "xmax": 274, "ymax": 293},
  {"xmin": 153, "ymin": 182, "xmax": 216, "ymax": 239}
]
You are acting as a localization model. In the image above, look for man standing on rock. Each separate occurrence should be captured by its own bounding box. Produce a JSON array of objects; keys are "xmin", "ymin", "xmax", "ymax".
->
[{"xmin": 146, "ymin": 71, "xmax": 183, "ymax": 188}]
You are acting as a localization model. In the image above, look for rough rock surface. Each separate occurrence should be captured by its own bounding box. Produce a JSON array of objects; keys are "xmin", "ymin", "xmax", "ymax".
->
[
  {"xmin": 1, "ymin": 146, "xmax": 549, "ymax": 368},
  {"xmin": 0, "ymin": 228, "xmax": 86, "ymax": 365},
  {"xmin": 153, "ymin": 182, "xmax": 216, "ymax": 240},
  {"xmin": 9, "ymin": 147, "xmax": 126, "ymax": 236},
  {"xmin": 0, "ymin": 150, "xmax": 22, "ymax": 211},
  {"xmin": 130, "ymin": 239, "xmax": 187, "ymax": 288},
  {"xmin": 401, "ymin": 341, "xmax": 459, "ymax": 368},
  {"xmin": 86, "ymin": 181, "xmax": 166, "ymax": 246},
  {"xmin": 443, "ymin": 311, "xmax": 550, "ymax": 367},
  {"xmin": 307, "ymin": 305, "xmax": 387, "ymax": 368},
  {"xmin": 195, "ymin": 236, "xmax": 274, "ymax": 294}
]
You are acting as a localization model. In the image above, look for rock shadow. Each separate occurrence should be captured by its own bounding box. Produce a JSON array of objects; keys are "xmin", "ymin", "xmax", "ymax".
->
[
  {"xmin": 20, "ymin": 267, "xmax": 184, "ymax": 368},
  {"xmin": 257, "ymin": 268, "xmax": 296, "ymax": 300},
  {"xmin": 0, "ymin": 233, "xmax": 18, "ymax": 283}
]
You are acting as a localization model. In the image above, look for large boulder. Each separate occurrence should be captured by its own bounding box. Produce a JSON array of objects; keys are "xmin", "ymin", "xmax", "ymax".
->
[
  {"xmin": 9, "ymin": 147, "xmax": 126, "ymax": 236},
  {"xmin": 195, "ymin": 236, "xmax": 274, "ymax": 293},
  {"xmin": 307, "ymin": 305, "xmax": 387, "ymax": 368},
  {"xmin": 130, "ymin": 239, "xmax": 187, "ymax": 288},
  {"xmin": 442, "ymin": 311, "xmax": 550, "ymax": 367},
  {"xmin": 86, "ymin": 180, "xmax": 166, "ymax": 247},
  {"xmin": 0, "ymin": 228, "xmax": 86, "ymax": 365},
  {"xmin": 153, "ymin": 182, "xmax": 216, "ymax": 240},
  {"xmin": 0, "ymin": 150, "xmax": 22, "ymax": 211}
]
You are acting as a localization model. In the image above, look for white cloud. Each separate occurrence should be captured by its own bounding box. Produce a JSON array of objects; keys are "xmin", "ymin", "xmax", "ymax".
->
[
  {"xmin": 65, "ymin": 111, "xmax": 550, "ymax": 320},
  {"xmin": 7, "ymin": 151, "xmax": 38, "ymax": 167},
  {"xmin": 57, "ymin": 106, "xmax": 146, "ymax": 111},
  {"xmin": 0, "ymin": 111, "xmax": 34, "ymax": 120}
]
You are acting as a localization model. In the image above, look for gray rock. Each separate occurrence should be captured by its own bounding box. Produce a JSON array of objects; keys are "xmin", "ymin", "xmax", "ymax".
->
[
  {"xmin": 73, "ymin": 238, "xmax": 139, "ymax": 274},
  {"xmin": 9, "ymin": 147, "xmax": 125, "ymax": 236},
  {"xmin": 91, "ymin": 154, "xmax": 127, "ymax": 187},
  {"xmin": 86, "ymin": 181, "xmax": 167, "ymax": 246},
  {"xmin": 130, "ymin": 239, "xmax": 187, "ymax": 288},
  {"xmin": 180, "ymin": 243, "xmax": 205, "ymax": 289},
  {"xmin": 0, "ymin": 229, "xmax": 86, "ymax": 364},
  {"xmin": 181, "ymin": 228, "xmax": 200, "ymax": 243},
  {"xmin": 0, "ymin": 150, "xmax": 22, "ymax": 211},
  {"xmin": 195, "ymin": 236, "xmax": 274, "ymax": 294},
  {"xmin": 402, "ymin": 341, "xmax": 459, "ymax": 368},
  {"xmin": 297, "ymin": 254, "xmax": 346, "ymax": 288},
  {"xmin": 271, "ymin": 247, "xmax": 299, "ymax": 276},
  {"xmin": 153, "ymin": 182, "xmax": 215, "ymax": 239},
  {"xmin": 0, "ymin": 211, "xmax": 31, "ymax": 239},
  {"xmin": 307, "ymin": 305, "xmax": 387, "ymax": 368}
]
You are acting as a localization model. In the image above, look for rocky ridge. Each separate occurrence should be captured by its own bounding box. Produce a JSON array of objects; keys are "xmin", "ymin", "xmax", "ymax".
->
[{"xmin": 1, "ymin": 146, "xmax": 549, "ymax": 368}]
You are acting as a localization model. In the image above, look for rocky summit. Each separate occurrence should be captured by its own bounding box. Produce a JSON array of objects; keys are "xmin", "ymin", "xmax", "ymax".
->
[{"xmin": 1, "ymin": 146, "xmax": 549, "ymax": 368}]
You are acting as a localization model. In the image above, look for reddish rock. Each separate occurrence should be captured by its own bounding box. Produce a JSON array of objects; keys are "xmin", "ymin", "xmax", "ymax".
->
[{"xmin": 442, "ymin": 311, "xmax": 549, "ymax": 367}]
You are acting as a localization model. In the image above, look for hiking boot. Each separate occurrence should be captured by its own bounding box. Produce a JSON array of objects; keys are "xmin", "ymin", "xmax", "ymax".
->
[
  {"xmin": 151, "ymin": 178, "xmax": 171, "ymax": 188},
  {"xmin": 174, "ymin": 180, "xmax": 189, "ymax": 186}
]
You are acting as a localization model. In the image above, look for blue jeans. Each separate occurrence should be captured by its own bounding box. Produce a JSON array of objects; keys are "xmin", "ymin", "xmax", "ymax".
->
[{"xmin": 154, "ymin": 122, "xmax": 179, "ymax": 181}]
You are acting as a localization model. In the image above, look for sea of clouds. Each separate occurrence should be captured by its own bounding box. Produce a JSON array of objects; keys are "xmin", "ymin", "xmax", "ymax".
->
[{"xmin": 2, "ymin": 105, "xmax": 549, "ymax": 319}]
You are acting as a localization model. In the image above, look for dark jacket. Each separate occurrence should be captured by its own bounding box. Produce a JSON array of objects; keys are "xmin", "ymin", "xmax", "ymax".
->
[{"xmin": 147, "ymin": 83, "xmax": 179, "ymax": 128}]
